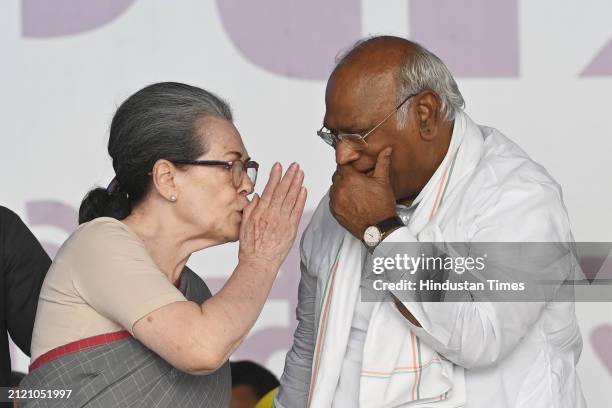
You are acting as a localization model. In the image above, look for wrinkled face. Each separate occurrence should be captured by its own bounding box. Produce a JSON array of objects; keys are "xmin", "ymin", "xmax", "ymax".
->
[
  {"xmin": 174, "ymin": 117, "xmax": 254, "ymax": 243},
  {"xmin": 323, "ymin": 69, "xmax": 431, "ymax": 203}
]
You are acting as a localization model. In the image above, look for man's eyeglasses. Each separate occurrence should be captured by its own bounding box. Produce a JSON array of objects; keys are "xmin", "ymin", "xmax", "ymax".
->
[
  {"xmin": 171, "ymin": 159, "xmax": 259, "ymax": 188},
  {"xmin": 316, "ymin": 92, "xmax": 418, "ymax": 151}
]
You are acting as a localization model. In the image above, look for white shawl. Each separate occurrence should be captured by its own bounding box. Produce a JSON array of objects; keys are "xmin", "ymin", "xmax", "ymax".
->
[{"xmin": 307, "ymin": 112, "xmax": 483, "ymax": 407}]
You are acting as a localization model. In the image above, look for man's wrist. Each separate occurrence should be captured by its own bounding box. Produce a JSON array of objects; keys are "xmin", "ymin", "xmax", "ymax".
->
[
  {"xmin": 363, "ymin": 215, "xmax": 404, "ymax": 249},
  {"xmin": 381, "ymin": 223, "xmax": 403, "ymax": 241}
]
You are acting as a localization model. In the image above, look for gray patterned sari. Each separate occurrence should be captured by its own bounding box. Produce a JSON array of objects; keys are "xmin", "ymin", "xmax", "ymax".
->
[{"xmin": 19, "ymin": 268, "xmax": 230, "ymax": 407}]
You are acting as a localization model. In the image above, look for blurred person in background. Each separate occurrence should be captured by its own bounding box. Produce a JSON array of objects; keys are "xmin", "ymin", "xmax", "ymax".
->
[
  {"xmin": 230, "ymin": 360, "xmax": 279, "ymax": 408},
  {"xmin": 9, "ymin": 371, "xmax": 25, "ymax": 387},
  {"xmin": 0, "ymin": 206, "xmax": 50, "ymax": 407},
  {"xmin": 19, "ymin": 82, "xmax": 306, "ymax": 407}
]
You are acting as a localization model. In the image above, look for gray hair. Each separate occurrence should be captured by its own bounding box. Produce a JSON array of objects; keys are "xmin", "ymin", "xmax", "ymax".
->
[
  {"xmin": 336, "ymin": 37, "xmax": 465, "ymax": 125},
  {"xmin": 79, "ymin": 82, "xmax": 234, "ymax": 224}
]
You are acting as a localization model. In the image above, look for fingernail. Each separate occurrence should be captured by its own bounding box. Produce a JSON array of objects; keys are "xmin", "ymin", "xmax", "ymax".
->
[{"xmin": 386, "ymin": 147, "xmax": 393, "ymax": 156}]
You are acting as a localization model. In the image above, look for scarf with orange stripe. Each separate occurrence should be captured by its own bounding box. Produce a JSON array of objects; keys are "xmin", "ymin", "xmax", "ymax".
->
[{"xmin": 307, "ymin": 112, "xmax": 482, "ymax": 407}]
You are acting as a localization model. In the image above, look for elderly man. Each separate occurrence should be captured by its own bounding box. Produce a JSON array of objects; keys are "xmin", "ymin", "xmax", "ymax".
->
[{"xmin": 275, "ymin": 36, "xmax": 585, "ymax": 408}]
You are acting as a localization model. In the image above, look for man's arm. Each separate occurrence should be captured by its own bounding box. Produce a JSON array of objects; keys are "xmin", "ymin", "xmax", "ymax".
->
[
  {"xmin": 2, "ymin": 207, "xmax": 51, "ymax": 356},
  {"xmin": 274, "ymin": 257, "xmax": 317, "ymax": 408},
  {"xmin": 383, "ymin": 183, "xmax": 571, "ymax": 369}
]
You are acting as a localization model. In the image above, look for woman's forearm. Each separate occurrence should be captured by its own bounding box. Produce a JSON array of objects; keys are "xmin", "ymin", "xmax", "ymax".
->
[{"xmin": 193, "ymin": 259, "xmax": 281, "ymax": 366}]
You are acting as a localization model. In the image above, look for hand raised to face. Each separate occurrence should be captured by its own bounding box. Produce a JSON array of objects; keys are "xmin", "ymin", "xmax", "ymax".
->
[
  {"xmin": 238, "ymin": 163, "xmax": 307, "ymax": 270},
  {"xmin": 329, "ymin": 147, "xmax": 397, "ymax": 239}
]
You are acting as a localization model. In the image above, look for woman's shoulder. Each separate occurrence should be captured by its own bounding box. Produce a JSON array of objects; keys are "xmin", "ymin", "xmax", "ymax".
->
[
  {"xmin": 74, "ymin": 217, "xmax": 135, "ymax": 241},
  {"xmin": 59, "ymin": 217, "xmax": 141, "ymax": 259},
  {"xmin": 40, "ymin": 219, "xmax": 136, "ymax": 298}
]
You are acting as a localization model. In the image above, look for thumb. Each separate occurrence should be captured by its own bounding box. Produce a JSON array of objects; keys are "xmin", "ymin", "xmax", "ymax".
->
[
  {"xmin": 239, "ymin": 193, "xmax": 259, "ymax": 241},
  {"xmin": 373, "ymin": 147, "xmax": 393, "ymax": 181},
  {"xmin": 242, "ymin": 193, "xmax": 259, "ymax": 224}
]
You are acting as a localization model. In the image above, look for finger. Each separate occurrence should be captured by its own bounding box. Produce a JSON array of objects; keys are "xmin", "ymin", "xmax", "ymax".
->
[
  {"xmin": 337, "ymin": 164, "xmax": 357, "ymax": 175},
  {"xmin": 239, "ymin": 195, "xmax": 258, "ymax": 244},
  {"xmin": 331, "ymin": 170, "xmax": 339, "ymax": 184},
  {"xmin": 373, "ymin": 147, "xmax": 393, "ymax": 181},
  {"xmin": 290, "ymin": 187, "xmax": 308, "ymax": 225},
  {"xmin": 242, "ymin": 193, "xmax": 259, "ymax": 224},
  {"xmin": 328, "ymin": 189, "xmax": 336, "ymax": 216},
  {"xmin": 258, "ymin": 163, "xmax": 282, "ymax": 209},
  {"xmin": 329, "ymin": 181, "xmax": 338, "ymax": 198},
  {"xmin": 281, "ymin": 169, "xmax": 304, "ymax": 215},
  {"xmin": 334, "ymin": 165, "xmax": 359, "ymax": 184},
  {"xmin": 270, "ymin": 162, "xmax": 299, "ymax": 210}
]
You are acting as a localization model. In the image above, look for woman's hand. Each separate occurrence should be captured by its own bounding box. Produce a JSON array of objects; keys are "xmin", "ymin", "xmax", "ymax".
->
[
  {"xmin": 135, "ymin": 163, "xmax": 306, "ymax": 374},
  {"xmin": 238, "ymin": 162, "xmax": 307, "ymax": 270}
]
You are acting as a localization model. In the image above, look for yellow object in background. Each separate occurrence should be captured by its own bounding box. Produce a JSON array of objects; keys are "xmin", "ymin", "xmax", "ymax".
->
[{"xmin": 255, "ymin": 387, "xmax": 278, "ymax": 408}]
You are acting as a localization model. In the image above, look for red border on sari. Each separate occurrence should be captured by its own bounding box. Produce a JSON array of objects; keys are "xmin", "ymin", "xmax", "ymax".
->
[{"xmin": 29, "ymin": 330, "xmax": 131, "ymax": 371}]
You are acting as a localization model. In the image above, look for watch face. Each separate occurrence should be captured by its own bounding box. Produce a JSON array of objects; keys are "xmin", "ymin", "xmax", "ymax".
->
[{"xmin": 363, "ymin": 226, "xmax": 382, "ymax": 247}]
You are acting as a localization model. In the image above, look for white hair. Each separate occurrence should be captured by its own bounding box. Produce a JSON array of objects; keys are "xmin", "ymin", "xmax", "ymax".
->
[{"xmin": 335, "ymin": 37, "xmax": 465, "ymax": 125}]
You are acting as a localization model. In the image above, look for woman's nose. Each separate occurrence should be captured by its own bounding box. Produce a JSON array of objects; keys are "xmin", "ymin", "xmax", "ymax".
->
[{"xmin": 239, "ymin": 172, "xmax": 255, "ymax": 196}]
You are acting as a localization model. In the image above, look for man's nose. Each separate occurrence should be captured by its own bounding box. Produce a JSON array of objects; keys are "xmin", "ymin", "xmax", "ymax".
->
[{"xmin": 335, "ymin": 141, "xmax": 360, "ymax": 165}]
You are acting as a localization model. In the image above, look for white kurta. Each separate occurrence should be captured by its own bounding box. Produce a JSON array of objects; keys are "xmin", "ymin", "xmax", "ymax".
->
[{"xmin": 275, "ymin": 111, "xmax": 586, "ymax": 408}]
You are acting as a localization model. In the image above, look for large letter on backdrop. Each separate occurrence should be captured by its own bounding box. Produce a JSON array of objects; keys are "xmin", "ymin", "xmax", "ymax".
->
[
  {"xmin": 215, "ymin": 0, "xmax": 361, "ymax": 80},
  {"xmin": 217, "ymin": 0, "xmax": 519, "ymax": 79},
  {"xmin": 22, "ymin": 0, "xmax": 135, "ymax": 37},
  {"xmin": 409, "ymin": 0, "xmax": 519, "ymax": 77},
  {"xmin": 25, "ymin": 200, "xmax": 77, "ymax": 257},
  {"xmin": 581, "ymin": 39, "xmax": 612, "ymax": 76}
]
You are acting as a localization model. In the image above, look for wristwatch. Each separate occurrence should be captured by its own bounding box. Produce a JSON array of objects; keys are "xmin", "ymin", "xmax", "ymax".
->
[{"xmin": 363, "ymin": 215, "xmax": 404, "ymax": 249}]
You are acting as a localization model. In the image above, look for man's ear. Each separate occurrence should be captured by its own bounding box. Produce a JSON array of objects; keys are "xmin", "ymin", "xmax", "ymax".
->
[
  {"xmin": 415, "ymin": 91, "xmax": 440, "ymax": 141},
  {"xmin": 151, "ymin": 159, "xmax": 179, "ymax": 202}
]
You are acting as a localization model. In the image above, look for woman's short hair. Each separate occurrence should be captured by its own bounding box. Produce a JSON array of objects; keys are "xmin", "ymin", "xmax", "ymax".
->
[{"xmin": 78, "ymin": 82, "xmax": 232, "ymax": 224}]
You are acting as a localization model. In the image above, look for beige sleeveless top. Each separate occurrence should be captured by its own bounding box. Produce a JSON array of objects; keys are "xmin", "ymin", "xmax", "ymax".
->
[{"xmin": 30, "ymin": 217, "xmax": 187, "ymax": 361}]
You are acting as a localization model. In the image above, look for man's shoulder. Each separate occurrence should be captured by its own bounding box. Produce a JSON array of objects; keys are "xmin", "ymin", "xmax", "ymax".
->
[
  {"xmin": 458, "ymin": 126, "xmax": 571, "ymax": 240},
  {"xmin": 470, "ymin": 127, "xmax": 563, "ymax": 202}
]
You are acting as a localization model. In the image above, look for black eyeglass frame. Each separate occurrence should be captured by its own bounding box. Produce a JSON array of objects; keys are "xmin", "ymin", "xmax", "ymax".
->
[{"xmin": 171, "ymin": 159, "xmax": 259, "ymax": 187}]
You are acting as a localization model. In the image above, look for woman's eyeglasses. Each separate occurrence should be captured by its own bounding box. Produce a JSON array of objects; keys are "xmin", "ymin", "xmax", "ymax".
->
[{"xmin": 171, "ymin": 159, "xmax": 259, "ymax": 188}]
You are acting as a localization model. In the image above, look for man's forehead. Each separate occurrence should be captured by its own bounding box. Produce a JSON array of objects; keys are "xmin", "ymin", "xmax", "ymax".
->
[{"xmin": 324, "ymin": 70, "xmax": 396, "ymax": 130}]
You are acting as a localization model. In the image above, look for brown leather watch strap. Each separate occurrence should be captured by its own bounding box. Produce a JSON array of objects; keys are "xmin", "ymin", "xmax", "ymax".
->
[{"xmin": 376, "ymin": 215, "xmax": 404, "ymax": 240}]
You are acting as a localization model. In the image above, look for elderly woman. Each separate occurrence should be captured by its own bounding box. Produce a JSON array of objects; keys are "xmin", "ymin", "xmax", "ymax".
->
[{"xmin": 20, "ymin": 82, "xmax": 306, "ymax": 407}]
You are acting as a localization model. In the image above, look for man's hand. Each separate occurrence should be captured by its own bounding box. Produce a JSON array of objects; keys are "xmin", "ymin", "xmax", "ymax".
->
[{"xmin": 329, "ymin": 147, "xmax": 397, "ymax": 239}]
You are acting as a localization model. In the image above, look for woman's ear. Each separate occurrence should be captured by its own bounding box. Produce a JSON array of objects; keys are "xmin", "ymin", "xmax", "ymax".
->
[
  {"xmin": 415, "ymin": 92, "xmax": 440, "ymax": 141},
  {"xmin": 151, "ymin": 159, "xmax": 179, "ymax": 202}
]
